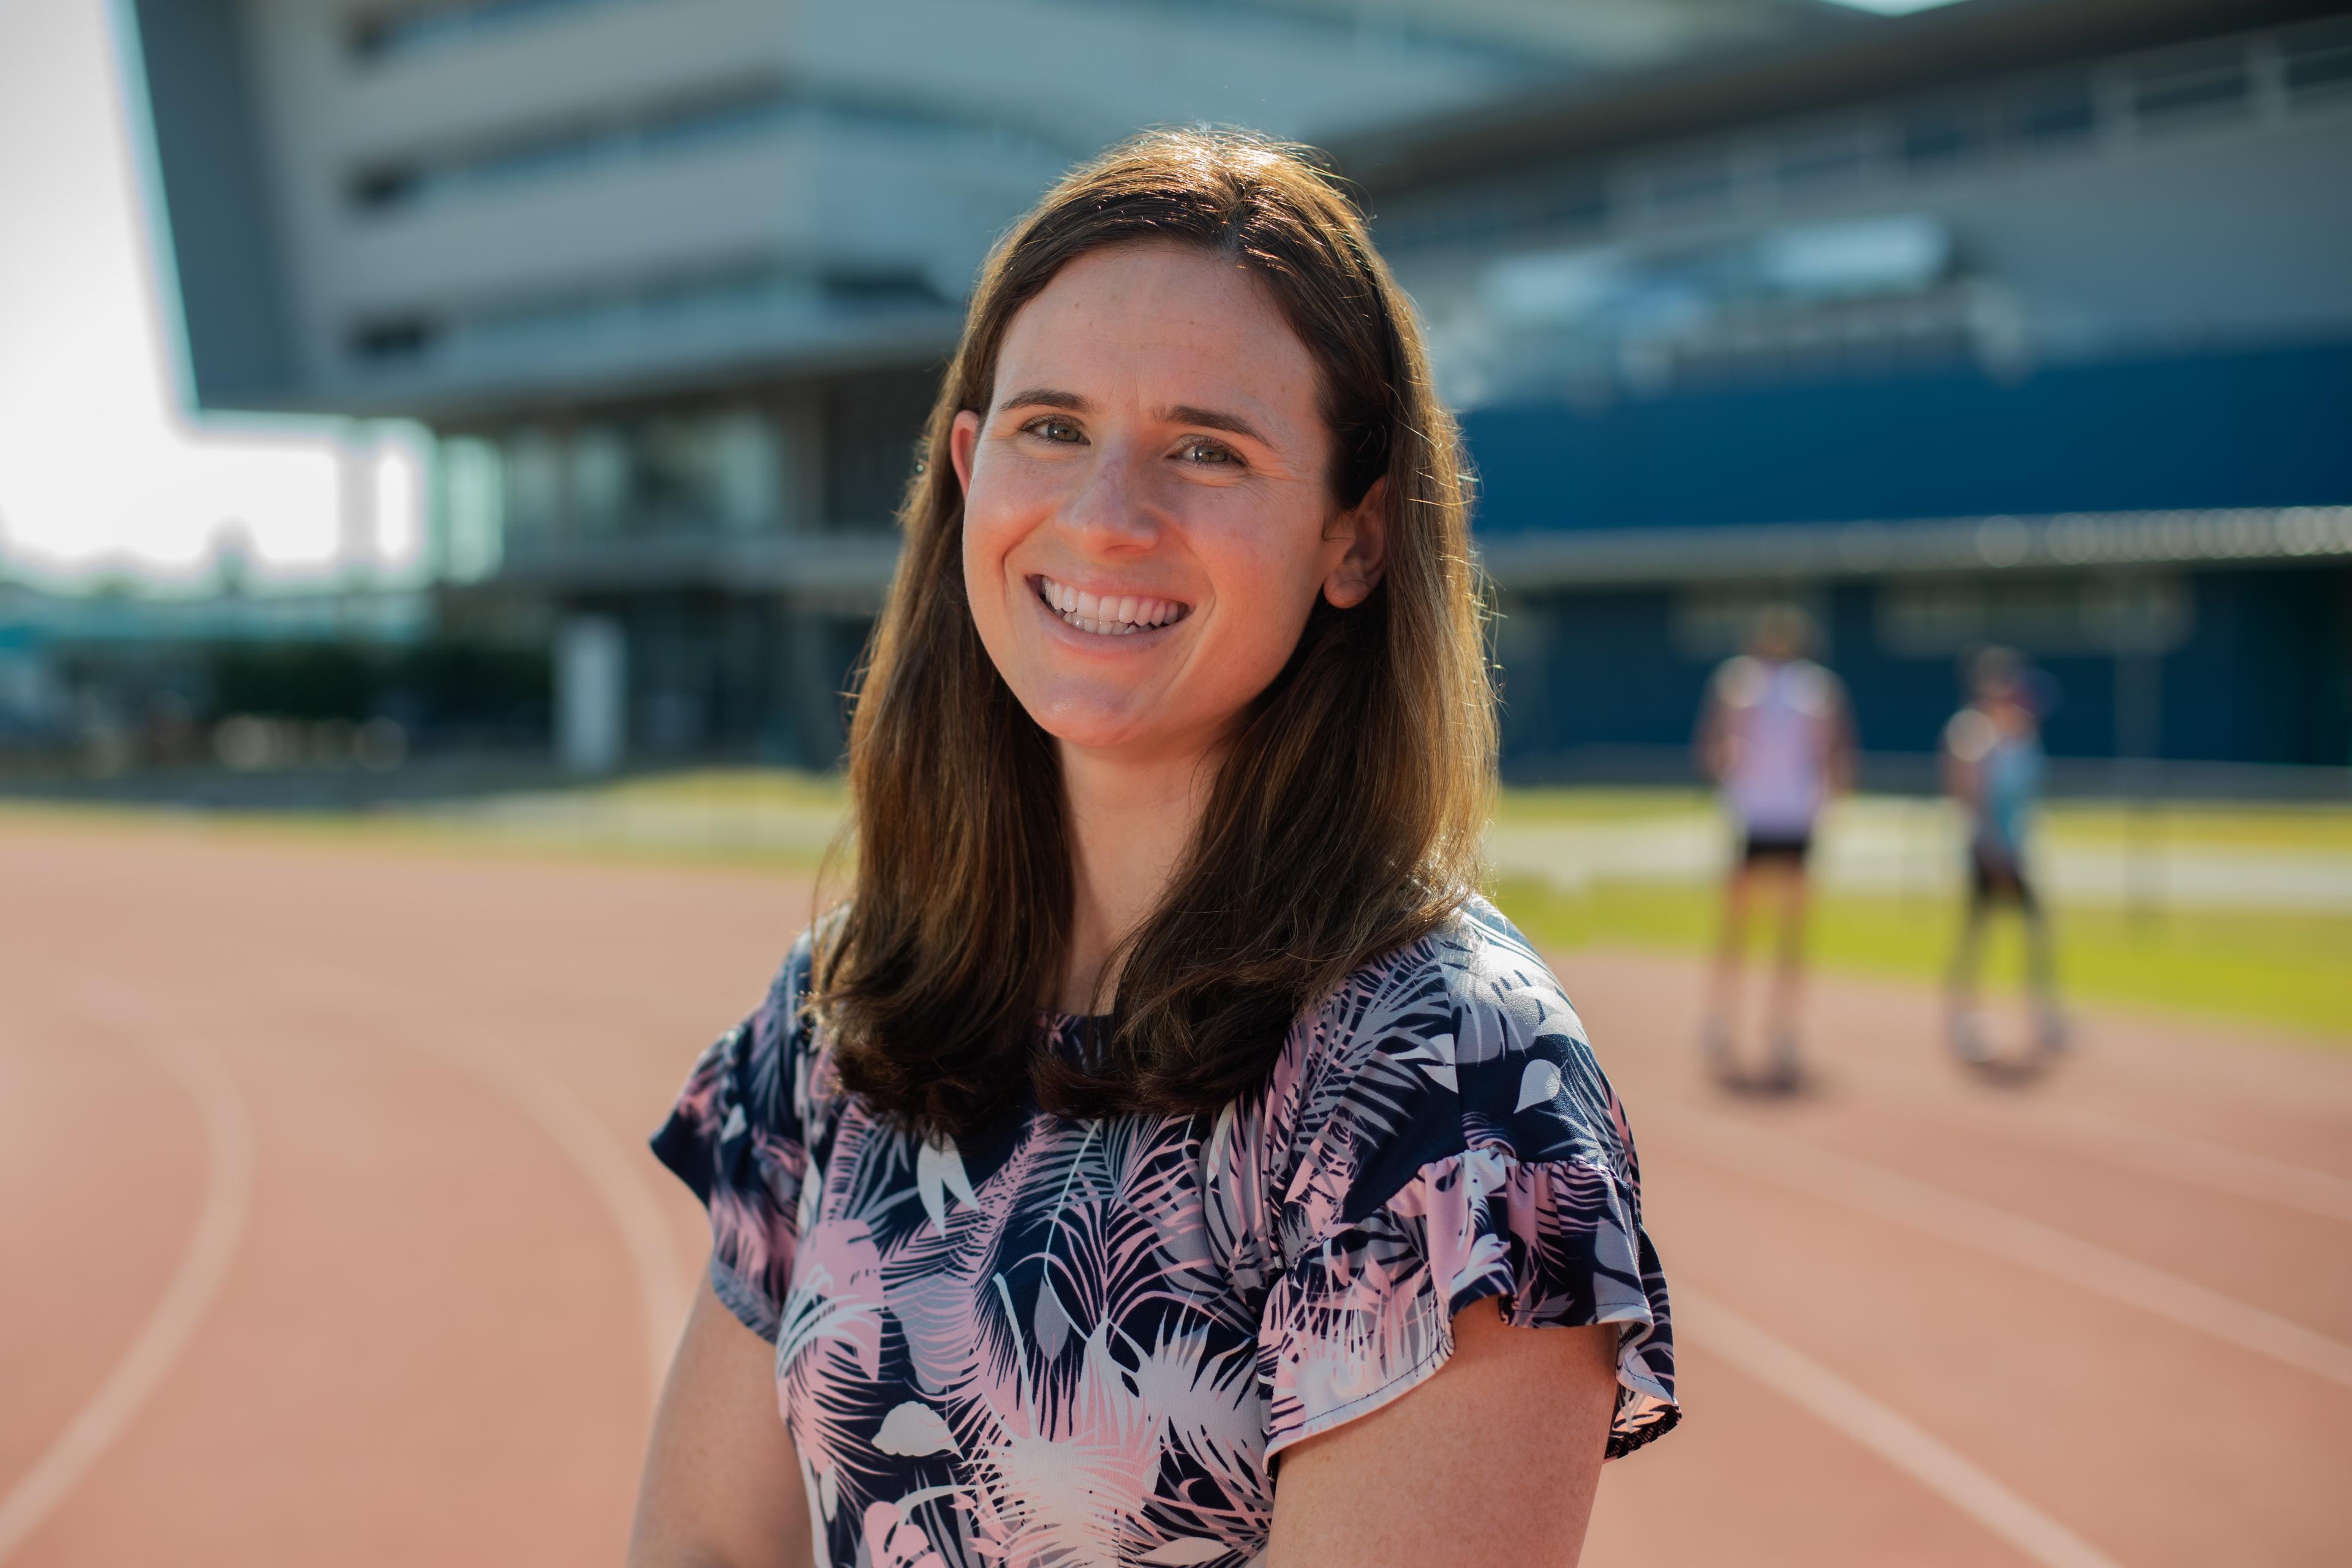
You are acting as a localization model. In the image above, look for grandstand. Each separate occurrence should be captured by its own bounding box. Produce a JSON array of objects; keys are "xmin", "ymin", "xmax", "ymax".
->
[{"xmin": 1346, "ymin": 0, "xmax": 2352, "ymax": 780}]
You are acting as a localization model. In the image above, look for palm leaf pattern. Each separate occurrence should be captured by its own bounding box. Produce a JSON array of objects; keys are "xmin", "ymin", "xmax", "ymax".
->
[{"xmin": 653, "ymin": 897, "xmax": 1677, "ymax": 1567}]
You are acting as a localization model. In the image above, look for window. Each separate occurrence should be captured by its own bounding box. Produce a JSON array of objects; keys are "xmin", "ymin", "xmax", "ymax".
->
[
  {"xmin": 570, "ymin": 427, "xmax": 629, "ymax": 535},
  {"xmin": 348, "ymin": 83, "xmax": 791, "ymax": 217},
  {"xmin": 349, "ymin": 0, "xmax": 665, "ymax": 67},
  {"xmin": 2282, "ymin": 18, "xmax": 2352, "ymax": 105},
  {"xmin": 2129, "ymin": 43, "xmax": 2252, "ymax": 130},
  {"xmin": 1645, "ymin": 150, "xmax": 1735, "ymax": 214},
  {"xmin": 433, "ymin": 437, "xmax": 505, "ymax": 581},
  {"xmin": 349, "ymin": 317, "xmax": 437, "ymax": 361},
  {"xmin": 1900, "ymin": 98, "xmax": 1985, "ymax": 170},
  {"xmin": 502, "ymin": 428, "xmax": 564, "ymax": 538},
  {"xmin": 1774, "ymin": 124, "xmax": 1869, "ymax": 193},
  {"xmin": 2002, "ymin": 72, "xmax": 2096, "ymax": 148}
]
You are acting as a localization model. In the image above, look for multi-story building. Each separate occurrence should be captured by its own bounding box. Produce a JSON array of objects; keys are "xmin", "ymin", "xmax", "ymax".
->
[
  {"xmin": 122, "ymin": 0, "xmax": 1839, "ymax": 769},
  {"xmin": 1344, "ymin": 0, "xmax": 2352, "ymax": 778}
]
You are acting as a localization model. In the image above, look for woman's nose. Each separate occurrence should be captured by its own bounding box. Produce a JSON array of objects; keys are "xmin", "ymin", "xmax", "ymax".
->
[{"xmin": 1060, "ymin": 447, "xmax": 1163, "ymax": 554}]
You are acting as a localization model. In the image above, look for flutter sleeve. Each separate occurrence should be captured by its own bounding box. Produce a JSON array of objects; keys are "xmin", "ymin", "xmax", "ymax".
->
[
  {"xmin": 1256, "ymin": 908, "xmax": 1678, "ymax": 1462},
  {"xmin": 649, "ymin": 936, "xmax": 815, "ymax": 1343}
]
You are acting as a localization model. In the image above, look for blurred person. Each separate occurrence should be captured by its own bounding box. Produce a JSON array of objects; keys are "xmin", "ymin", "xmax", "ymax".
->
[
  {"xmin": 1943, "ymin": 646, "xmax": 2064, "ymax": 1066},
  {"xmin": 1693, "ymin": 606, "xmax": 1855, "ymax": 1090},
  {"xmin": 631, "ymin": 131, "xmax": 1678, "ymax": 1568}
]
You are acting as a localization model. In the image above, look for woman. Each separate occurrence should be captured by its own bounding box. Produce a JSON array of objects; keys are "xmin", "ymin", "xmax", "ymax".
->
[{"xmin": 633, "ymin": 130, "xmax": 1677, "ymax": 1568}]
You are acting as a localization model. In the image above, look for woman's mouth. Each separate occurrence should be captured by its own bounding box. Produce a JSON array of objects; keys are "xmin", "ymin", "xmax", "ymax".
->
[{"xmin": 1031, "ymin": 575, "xmax": 1192, "ymax": 638}]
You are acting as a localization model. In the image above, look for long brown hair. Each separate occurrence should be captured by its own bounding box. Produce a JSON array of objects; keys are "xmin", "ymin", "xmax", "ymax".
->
[{"xmin": 815, "ymin": 127, "xmax": 1494, "ymax": 1139}]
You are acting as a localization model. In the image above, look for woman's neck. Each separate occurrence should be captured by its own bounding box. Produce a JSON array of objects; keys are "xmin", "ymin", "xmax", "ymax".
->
[{"xmin": 1055, "ymin": 739, "xmax": 1218, "ymax": 1015}]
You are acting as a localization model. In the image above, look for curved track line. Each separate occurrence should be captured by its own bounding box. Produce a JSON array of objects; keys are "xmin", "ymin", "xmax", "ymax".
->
[
  {"xmin": 1655, "ymin": 1105, "xmax": 2352, "ymax": 1390},
  {"xmin": 282, "ymin": 965, "xmax": 688, "ymax": 1406},
  {"xmin": 0, "ymin": 981, "xmax": 257, "ymax": 1563},
  {"xmin": 1678, "ymin": 1286, "xmax": 2127, "ymax": 1568}
]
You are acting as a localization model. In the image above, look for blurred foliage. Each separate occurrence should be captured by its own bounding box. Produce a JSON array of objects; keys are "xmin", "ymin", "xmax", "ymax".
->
[{"xmin": 206, "ymin": 639, "xmax": 551, "ymax": 734}]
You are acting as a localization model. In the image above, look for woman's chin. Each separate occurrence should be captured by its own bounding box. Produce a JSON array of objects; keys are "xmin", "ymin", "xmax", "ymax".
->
[{"xmin": 1020, "ymin": 687, "xmax": 1204, "ymax": 761}]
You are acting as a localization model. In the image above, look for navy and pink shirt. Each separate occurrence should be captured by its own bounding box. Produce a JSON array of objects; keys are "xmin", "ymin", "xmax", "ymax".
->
[{"xmin": 653, "ymin": 897, "xmax": 1677, "ymax": 1568}]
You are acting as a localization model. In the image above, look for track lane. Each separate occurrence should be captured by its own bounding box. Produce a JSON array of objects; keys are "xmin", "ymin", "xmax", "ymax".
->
[
  {"xmin": 0, "ymin": 987, "xmax": 204, "ymax": 1488},
  {"xmin": 1626, "ymin": 1132, "xmax": 2352, "ymax": 1566},
  {"xmin": 0, "ymin": 853, "xmax": 658, "ymax": 1564},
  {"xmin": 0, "ymin": 982, "xmax": 253, "ymax": 1562},
  {"xmin": 6, "ymin": 818, "xmax": 2349, "ymax": 1566}
]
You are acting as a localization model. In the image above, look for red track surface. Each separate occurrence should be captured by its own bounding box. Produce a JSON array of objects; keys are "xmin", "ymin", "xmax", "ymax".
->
[{"xmin": 2, "ymin": 818, "xmax": 2346, "ymax": 1564}]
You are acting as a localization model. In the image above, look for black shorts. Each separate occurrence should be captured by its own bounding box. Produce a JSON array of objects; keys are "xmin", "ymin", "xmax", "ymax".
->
[
  {"xmin": 1740, "ymin": 831, "xmax": 1812, "ymax": 868},
  {"xmin": 1970, "ymin": 846, "xmax": 2036, "ymax": 908}
]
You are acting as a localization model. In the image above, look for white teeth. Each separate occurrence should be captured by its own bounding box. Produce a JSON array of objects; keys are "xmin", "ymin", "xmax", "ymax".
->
[{"xmin": 1035, "ymin": 576, "xmax": 1188, "ymax": 636}]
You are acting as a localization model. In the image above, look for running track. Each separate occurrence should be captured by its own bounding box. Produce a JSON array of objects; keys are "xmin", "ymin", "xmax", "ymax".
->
[{"xmin": 2, "ymin": 816, "xmax": 2345, "ymax": 1565}]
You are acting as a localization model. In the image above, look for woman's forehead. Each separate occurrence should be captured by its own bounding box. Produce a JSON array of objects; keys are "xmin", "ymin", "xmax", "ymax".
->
[{"xmin": 993, "ymin": 245, "xmax": 1319, "ymax": 429}]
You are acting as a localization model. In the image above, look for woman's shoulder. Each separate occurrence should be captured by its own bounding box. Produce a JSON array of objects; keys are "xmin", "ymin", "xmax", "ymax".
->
[
  {"xmin": 732, "ymin": 925, "xmax": 843, "ymax": 1139},
  {"xmin": 1306, "ymin": 894, "xmax": 1593, "ymax": 1088},
  {"xmin": 1259, "ymin": 895, "xmax": 1626, "ymax": 1235}
]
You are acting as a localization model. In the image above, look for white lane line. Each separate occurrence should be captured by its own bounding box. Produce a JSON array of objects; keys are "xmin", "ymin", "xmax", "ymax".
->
[
  {"xmin": 1678, "ymin": 1285, "xmax": 2127, "ymax": 1568},
  {"xmin": 1653, "ymin": 1105, "xmax": 2352, "ymax": 1390},
  {"xmin": 0, "ymin": 982, "xmax": 257, "ymax": 1563},
  {"xmin": 281, "ymin": 966, "xmax": 689, "ymax": 1408}
]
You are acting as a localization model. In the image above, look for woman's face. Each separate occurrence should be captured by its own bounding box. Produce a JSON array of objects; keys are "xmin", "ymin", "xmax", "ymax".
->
[{"xmin": 952, "ymin": 243, "xmax": 1384, "ymax": 768}]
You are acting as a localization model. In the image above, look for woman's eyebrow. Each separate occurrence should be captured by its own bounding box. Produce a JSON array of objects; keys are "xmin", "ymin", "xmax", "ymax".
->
[
  {"xmin": 997, "ymin": 387, "xmax": 1085, "ymax": 415},
  {"xmin": 1162, "ymin": 404, "xmax": 1267, "ymax": 444}
]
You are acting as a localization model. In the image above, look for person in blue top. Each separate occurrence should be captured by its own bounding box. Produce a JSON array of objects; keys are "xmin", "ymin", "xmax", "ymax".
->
[{"xmin": 1941, "ymin": 646, "xmax": 2065, "ymax": 1068}]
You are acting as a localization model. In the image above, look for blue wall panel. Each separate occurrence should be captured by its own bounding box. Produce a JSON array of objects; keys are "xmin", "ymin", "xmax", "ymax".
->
[
  {"xmin": 1464, "ymin": 342, "xmax": 2352, "ymax": 533},
  {"xmin": 1474, "ymin": 344, "xmax": 2352, "ymax": 774},
  {"xmin": 1503, "ymin": 569, "xmax": 2352, "ymax": 774}
]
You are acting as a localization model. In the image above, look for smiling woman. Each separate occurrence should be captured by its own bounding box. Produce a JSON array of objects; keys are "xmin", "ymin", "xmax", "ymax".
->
[{"xmin": 632, "ymin": 130, "xmax": 1678, "ymax": 1568}]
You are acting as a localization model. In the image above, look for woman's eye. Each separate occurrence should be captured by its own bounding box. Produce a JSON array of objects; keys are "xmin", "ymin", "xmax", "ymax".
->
[
  {"xmin": 1176, "ymin": 438, "xmax": 1238, "ymax": 466},
  {"xmin": 1025, "ymin": 417, "xmax": 1083, "ymax": 443}
]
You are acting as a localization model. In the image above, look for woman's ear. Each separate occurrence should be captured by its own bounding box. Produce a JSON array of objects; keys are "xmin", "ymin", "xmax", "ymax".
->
[
  {"xmin": 1323, "ymin": 477, "xmax": 1389, "ymax": 609},
  {"xmin": 949, "ymin": 409, "xmax": 982, "ymax": 496}
]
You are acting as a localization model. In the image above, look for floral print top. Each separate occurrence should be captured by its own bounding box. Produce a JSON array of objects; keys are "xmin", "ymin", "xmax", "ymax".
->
[{"xmin": 652, "ymin": 897, "xmax": 1678, "ymax": 1568}]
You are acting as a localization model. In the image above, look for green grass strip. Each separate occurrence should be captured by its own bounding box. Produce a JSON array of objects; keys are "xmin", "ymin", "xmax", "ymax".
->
[{"xmin": 1491, "ymin": 875, "xmax": 2352, "ymax": 1047}]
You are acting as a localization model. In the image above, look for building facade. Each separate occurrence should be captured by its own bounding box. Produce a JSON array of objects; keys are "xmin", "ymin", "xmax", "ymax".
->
[
  {"xmin": 124, "ymin": 0, "xmax": 2350, "ymax": 780},
  {"xmin": 123, "ymin": 0, "xmax": 1833, "ymax": 768}
]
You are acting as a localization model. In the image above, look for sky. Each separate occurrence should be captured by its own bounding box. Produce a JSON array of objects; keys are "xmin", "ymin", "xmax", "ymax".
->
[{"xmin": 0, "ymin": 1, "xmax": 420, "ymax": 594}]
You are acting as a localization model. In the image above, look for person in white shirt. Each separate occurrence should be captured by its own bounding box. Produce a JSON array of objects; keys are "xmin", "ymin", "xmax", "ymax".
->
[{"xmin": 1693, "ymin": 606, "xmax": 1855, "ymax": 1089}]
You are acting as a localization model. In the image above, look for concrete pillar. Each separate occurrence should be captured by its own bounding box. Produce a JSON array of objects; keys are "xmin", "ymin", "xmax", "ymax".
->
[{"xmin": 557, "ymin": 614, "xmax": 627, "ymax": 775}]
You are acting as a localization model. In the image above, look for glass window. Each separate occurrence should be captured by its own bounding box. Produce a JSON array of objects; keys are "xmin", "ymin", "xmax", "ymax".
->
[
  {"xmin": 1774, "ymin": 115, "xmax": 1872, "ymax": 194},
  {"xmin": 711, "ymin": 413, "xmax": 780, "ymax": 532},
  {"xmin": 2130, "ymin": 44, "xmax": 2252, "ymax": 128},
  {"xmin": 2003, "ymin": 72, "xmax": 2096, "ymax": 147},
  {"xmin": 572, "ymin": 426, "xmax": 630, "ymax": 535},
  {"xmin": 434, "ymin": 437, "xmax": 505, "ymax": 581},
  {"xmin": 503, "ymin": 428, "xmax": 564, "ymax": 538},
  {"xmin": 2283, "ymin": 18, "xmax": 2352, "ymax": 103},
  {"xmin": 1901, "ymin": 99, "xmax": 1984, "ymax": 170}
]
